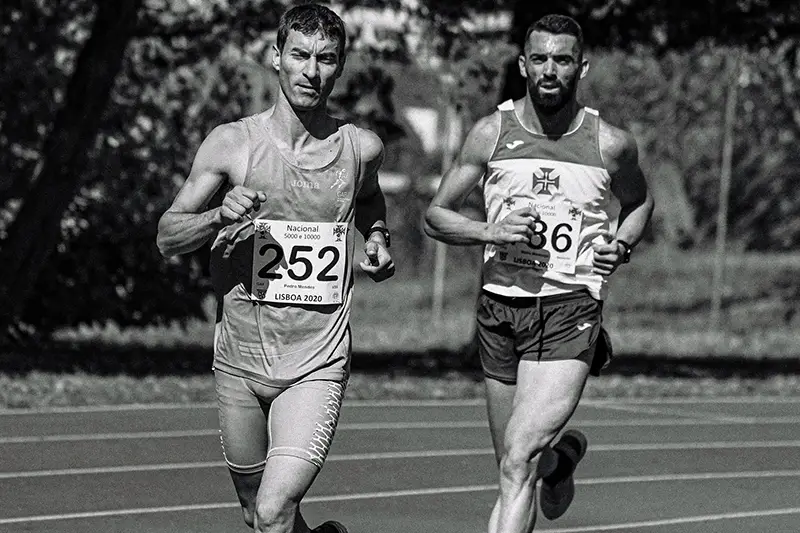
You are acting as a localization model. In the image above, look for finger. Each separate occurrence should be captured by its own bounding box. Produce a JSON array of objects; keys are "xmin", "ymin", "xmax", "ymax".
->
[
  {"xmin": 235, "ymin": 186, "xmax": 260, "ymax": 201},
  {"xmin": 221, "ymin": 206, "xmax": 243, "ymax": 222},
  {"xmin": 256, "ymin": 191, "xmax": 267, "ymax": 202},
  {"xmin": 592, "ymin": 243, "xmax": 617, "ymax": 254},
  {"xmin": 596, "ymin": 230, "xmax": 615, "ymax": 243},
  {"xmin": 510, "ymin": 206, "xmax": 538, "ymax": 219}
]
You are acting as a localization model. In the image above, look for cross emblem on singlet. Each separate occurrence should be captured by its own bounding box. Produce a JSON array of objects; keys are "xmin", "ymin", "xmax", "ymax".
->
[
  {"xmin": 533, "ymin": 167, "xmax": 560, "ymax": 195},
  {"xmin": 332, "ymin": 224, "xmax": 347, "ymax": 242},
  {"xmin": 503, "ymin": 197, "xmax": 516, "ymax": 208}
]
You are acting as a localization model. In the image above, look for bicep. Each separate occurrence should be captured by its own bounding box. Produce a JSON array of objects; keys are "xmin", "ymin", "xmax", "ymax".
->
[
  {"xmin": 430, "ymin": 159, "xmax": 486, "ymax": 210},
  {"xmin": 430, "ymin": 118, "xmax": 496, "ymax": 210},
  {"xmin": 356, "ymin": 130, "xmax": 385, "ymax": 201},
  {"xmin": 608, "ymin": 134, "xmax": 649, "ymax": 208},
  {"xmin": 167, "ymin": 125, "xmax": 246, "ymax": 213}
]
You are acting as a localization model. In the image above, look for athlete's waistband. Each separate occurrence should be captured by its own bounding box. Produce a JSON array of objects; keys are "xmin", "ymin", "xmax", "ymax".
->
[{"xmin": 481, "ymin": 288, "xmax": 594, "ymax": 308}]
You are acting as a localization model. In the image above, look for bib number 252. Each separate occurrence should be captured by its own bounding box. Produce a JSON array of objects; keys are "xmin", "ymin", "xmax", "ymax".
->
[{"xmin": 251, "ymin": 220, "xmax": 347, "ymax": 304}]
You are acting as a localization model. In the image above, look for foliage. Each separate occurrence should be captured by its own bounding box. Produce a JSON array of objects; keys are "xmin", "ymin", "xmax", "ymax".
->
[
  {"xmin": 2, "ymin": 0, "xmax": 800, "ymax": 339},
  {"xmin": 579, "ymin": 44, "xmax": 800, "ymax": 250}
]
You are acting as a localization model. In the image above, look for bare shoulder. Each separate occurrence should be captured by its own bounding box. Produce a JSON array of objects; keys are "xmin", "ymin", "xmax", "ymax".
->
[
  {"xmin": 355, "ymin": 127, "xmax": 385, "ymax": 167},
  {"xmin": 598, "ymin": 118, "xmax": 638, "ymax": 172},
  {"xmin": 193, "ymin": 120, "xmax": 250, "ymax": 182},
  {"xmin": 457, "ymin": 110, "xmax": 501, "ymax": 166}
]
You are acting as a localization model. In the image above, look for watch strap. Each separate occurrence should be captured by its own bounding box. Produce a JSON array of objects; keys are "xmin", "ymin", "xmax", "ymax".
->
[{"xmin": 366, "ymin": 226, "xmax": 390, "ymax": 248}]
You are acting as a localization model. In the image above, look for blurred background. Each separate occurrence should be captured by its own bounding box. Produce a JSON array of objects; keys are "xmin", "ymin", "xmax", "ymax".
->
[{"xmin": 1, "ymin": 0, "xmax": 799, "ymax": 403}]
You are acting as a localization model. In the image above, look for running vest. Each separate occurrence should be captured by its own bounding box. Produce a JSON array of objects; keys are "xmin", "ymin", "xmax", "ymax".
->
[
  {"xmin": 482, "ymin": 100, "xmax": 621, "ymax": 300},
  {"xmin": 209, "ymin": 114, "xmax": 363, "ymax": 386}
]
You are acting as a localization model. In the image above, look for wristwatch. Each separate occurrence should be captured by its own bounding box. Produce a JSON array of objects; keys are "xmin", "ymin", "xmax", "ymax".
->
[
  {"xmin": 616, "ymin": 239, "xmax": 632, "ymax": 264},
  {"xmin": 366, "ymin": 226, "xmax": 391, "ymax": 248}
]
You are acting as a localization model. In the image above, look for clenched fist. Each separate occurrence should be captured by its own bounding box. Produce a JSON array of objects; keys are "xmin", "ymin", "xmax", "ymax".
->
[{"xmin": 218, "ymin": 186, "xmax": 267, "ymax": 225}]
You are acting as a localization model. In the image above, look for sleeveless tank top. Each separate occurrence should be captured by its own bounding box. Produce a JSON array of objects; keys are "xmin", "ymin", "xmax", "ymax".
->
[
  {"xmin": 481, "ymin": 100, "xmax": 621, "ymax": 300},
  {"xmin": 209, "ymin": 114, "xmax": 363, "ymax": 387}
]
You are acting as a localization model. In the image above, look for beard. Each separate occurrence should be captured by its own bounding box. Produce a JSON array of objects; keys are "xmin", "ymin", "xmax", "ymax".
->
[{"xmin": 529, "ymin": 76, "xmax": 579, "ymax": 114}]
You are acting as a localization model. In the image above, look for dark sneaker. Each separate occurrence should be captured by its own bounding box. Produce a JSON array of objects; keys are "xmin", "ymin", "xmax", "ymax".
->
[
  {"xmin": 313, "ymin": 521, "xmax": 349, "ymax": 533},
  {"xmin": 539, "ymin": 429, "xmax": 588, "ymax": 520}
]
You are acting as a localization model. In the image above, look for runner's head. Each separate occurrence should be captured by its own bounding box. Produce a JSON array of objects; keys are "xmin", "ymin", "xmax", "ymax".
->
[
  {"xmin": 273, "ymin": 4, "xmax": 347, "ymax": 110},
  {"xmin": 519, "ymin": 14, "xmax": 589, "ymax": 113}
]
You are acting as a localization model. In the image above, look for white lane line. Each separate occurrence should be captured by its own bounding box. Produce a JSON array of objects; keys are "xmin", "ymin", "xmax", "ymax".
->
[
  {"xmin": 2, "ymin": 471, "xmax": 800, "ymax": 525},
  {"xmin": 1, "ymin": 396, "xmax": 798, "ymax": 415},
  {"xmin": 546, "ymin": 507, "xmax": 800, "ymax": 532},
  {"xmin": 4, "ymin": 441, "xmax": 800, "ymax": 479},
  {"xmin": 585, "ymin": 397, "xmax": 800, "ymax": 405},
  {"xmin": 5, "ymin": 416, "xmax": 800, "ymax": 444},
  {"xmin": 589, "ymin": 403, "xmax": 745, "ymax": 422}
]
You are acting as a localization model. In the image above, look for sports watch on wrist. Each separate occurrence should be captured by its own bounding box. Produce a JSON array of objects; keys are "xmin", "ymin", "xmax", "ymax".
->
[
  {"xmin": 366, "ymin": 226, "xmax": 391, "ymax": 248},
  {"xmin": 616, "ymin": 239, "xmax": 632, "ymax": 264}
]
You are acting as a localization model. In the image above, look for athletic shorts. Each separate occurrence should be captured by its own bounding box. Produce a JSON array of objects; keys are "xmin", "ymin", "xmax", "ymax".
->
[
  {"xmin": 476, "ymin": 289, "xmax": 611, "ymax": 384},
  {"xmin": 214, "ymin": 369, "xmax": 346, "ymax": 473}
]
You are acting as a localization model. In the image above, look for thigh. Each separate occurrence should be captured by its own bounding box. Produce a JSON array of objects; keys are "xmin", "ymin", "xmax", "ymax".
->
[
  {"xmin": 485, "ymin": 377, "xmax": 516, "ymax": 465},
  {"xmin": 505, "ymin": 358, "xmax": 590, "ymax": 452},
  {"xmin": 215, "ymin": 370, "xmax": 278, "ymax": 473},
  {"xmin": 267, "ymin": 379, "xmax": 346, "ymax": 469}
]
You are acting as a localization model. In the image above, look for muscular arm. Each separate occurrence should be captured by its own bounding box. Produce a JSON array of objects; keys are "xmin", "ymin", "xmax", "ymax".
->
[
  {"xmin": 424, "ymin": 115, "xmax": 497, "ymax": 245},
  {"xmin": 425, "ymin": 113, "xmax": 537, "ymax": 246},
  {"xmin": 156, "ymin": 123, "xmax": 249, "ymax": 257},
  {"xmin": 354, "ymin": 129, "xmax": 388, "ymax": 244},
  {"xmin": 601, "ymin": 121, "xmax": 655, "ymax": 248}
]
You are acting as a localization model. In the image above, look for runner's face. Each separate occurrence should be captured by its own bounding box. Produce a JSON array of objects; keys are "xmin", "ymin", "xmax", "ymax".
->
[
  {"xmin": 519, "ymin": 31, "xmax": 585, "ymax": 112},
  {"xmin": 274, "ymin": 29, "xmax": 343, "ymax": 111}
]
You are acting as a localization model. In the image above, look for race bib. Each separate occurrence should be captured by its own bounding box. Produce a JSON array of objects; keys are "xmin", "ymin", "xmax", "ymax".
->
[
  {"xmin": 251, "ymin": 220, "xmax": 348, "ymax": 305},
  {"xmin": 497, "ymin": 199, "xmax": 583, "ymax": 274}
]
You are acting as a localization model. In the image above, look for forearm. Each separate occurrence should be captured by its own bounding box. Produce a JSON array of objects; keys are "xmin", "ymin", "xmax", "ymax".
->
[
  {"xmin": 424, "ymin": 205, "xmax": 492, "ymax": 246},
  {"xmin": 157, "ymin": 208, "xmax": 223, "ymax": 257},
  {"xmin": 615, "ymin": 193, "xmax": 654, "ymax": 247},
  {"xmin": 355, "ymin": 192, "xmax": 387, "ymax": 237}
]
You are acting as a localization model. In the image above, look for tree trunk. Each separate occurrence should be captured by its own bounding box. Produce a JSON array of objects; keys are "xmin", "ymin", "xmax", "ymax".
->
[{"xmin": 0, "ymin": 0, "xmax": 143, "ymax": 325}]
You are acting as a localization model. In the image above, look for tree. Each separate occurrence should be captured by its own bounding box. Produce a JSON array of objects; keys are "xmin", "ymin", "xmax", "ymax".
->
[{"xmin": 0, "ymin": 0, "xmax": 284, "ymax": 339}]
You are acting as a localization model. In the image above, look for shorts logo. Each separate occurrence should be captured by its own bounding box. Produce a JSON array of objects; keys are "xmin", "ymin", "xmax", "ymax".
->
[
  {"xmin": 577, "ymin": 322, "xmax": 593, "ymax": 331},
  {"xmin": 506, "ymin": 140, "xmax": 524, "ymax": 150}
]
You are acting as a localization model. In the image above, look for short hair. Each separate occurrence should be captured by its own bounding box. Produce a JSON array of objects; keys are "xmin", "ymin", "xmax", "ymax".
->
[
  {"xmin": 276, "ymin": 3, "xmax": 347, "ymax": 60},
  {"xmin": 525, "ymin": 14, "xmax": 584, "ymax": 55}
]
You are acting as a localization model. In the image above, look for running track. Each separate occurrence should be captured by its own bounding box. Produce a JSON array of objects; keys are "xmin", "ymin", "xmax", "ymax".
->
[{"xmin": 2, "ymin": 397, "xmax": 800, "ymax": 532}]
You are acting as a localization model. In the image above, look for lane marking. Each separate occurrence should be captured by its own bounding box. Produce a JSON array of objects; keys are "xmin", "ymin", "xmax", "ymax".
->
[
  {"xmin": 1, "ymin": 395, "xmax": 799, "ymax": 415},
  {"xmin": 2, "ymin": 471, "xmax": 800, "ymax": 525},
  {"xmin": 5, "ymin": 417, "xmax": 800, "ymax": 444},
  {"xmin": 4, "ymin": 441, "xmax": 800, "ymax": 479},
  {"xmin": 546, "ymin": 507, "xmax": 800, "ymax": 532},
  {"xmin": 589, "ymin": 403, "xmax": 748, "ymax": 422}
]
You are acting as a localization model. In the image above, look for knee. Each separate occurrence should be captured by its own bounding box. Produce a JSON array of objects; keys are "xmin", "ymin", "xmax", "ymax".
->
[
  {"xmin": 499, "ymin": 433, "xmax": 551, "ymax": 485},
  {"xmin": 253, "ymin": 497, "xmax": 297, "ymax": 533}
]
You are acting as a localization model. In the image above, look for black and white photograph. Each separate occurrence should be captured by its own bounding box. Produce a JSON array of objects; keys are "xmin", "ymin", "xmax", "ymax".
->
[{"xmin": 1, "ymin": 1, "xmax": 799, "ymax": 532}]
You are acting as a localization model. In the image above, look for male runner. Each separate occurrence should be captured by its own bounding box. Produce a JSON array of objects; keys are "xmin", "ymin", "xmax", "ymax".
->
[
  {"xmin": 157, "ymin": 5, "xmax": 394, "ymax": 533},
  {"xmin": 425, "ymin": 14, "xmax": 654, "ymax": 533}
]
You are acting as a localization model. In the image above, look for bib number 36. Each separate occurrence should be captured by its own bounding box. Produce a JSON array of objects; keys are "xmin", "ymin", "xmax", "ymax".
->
[
  {"xmin": 251, "ymin": 220, "xmax": 347, "ymax": 305},
  {"xmin": 498, "ymin": 199, "xmax": 582, "ymax": 274}
]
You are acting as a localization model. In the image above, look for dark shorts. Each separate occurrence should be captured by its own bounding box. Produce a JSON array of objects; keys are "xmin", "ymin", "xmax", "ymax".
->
[{"xmin": 476, "ymin": 289, "xmax": 613, "ymax": 384}]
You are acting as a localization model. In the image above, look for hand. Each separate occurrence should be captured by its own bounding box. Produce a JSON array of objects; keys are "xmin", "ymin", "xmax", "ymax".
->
[
  {"xmin": 359, "ymin": 240, "xmax": 395, "ymax": 282},
  {"xmin": 490, "ymin": 205, "xmax": 540, "ymax": 245},
  {"xmin": 218, "ymin": 186, "xmax": 267, "ymax": 225},
  {"xmin": 592, "ymin": 231, "xmax": 626, "ymax": 276}
]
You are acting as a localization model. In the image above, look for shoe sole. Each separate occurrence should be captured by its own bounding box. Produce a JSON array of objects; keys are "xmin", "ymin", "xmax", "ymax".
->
[{"xmin": 319, "ymin": 521, "xmax": 348, "ymax": 533}]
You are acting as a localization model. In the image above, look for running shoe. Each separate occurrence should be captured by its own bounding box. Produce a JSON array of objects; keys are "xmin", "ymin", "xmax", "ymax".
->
[
  {"xmin": 313, "ymin": 520, "xmax": 349, "ymax": 533},
  {"xmin": 539, "ymin": 429, "xmax": 588, "ymax": 520}
]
